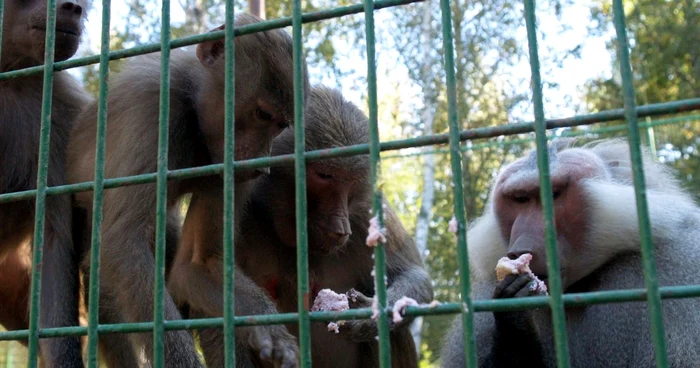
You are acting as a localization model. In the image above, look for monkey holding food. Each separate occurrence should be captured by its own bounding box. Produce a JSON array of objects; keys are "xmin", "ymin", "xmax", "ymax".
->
[
  {"xmin": 441, "ymin": 139, "xmax": 700, "ymax": 367},
  {"xmin": 68, "ymin": 13, "xmax": 305, "ymax": 367}
]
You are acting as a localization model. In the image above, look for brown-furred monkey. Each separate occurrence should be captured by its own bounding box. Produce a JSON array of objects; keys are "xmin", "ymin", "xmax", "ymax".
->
[
  {"xmin": 0, "ymin": 0, "xmax": 89, "ymax": 366},
  {"xmin": 233, "ymin": 86, "xmax": 432, "ymax": 367},
  {"xmin": 441, "ymin": 140, "xmax": 700, "ymax": 367},
  {"xmin": 67, "ymin": 13, "xmax": 306, "ymax": 367}
]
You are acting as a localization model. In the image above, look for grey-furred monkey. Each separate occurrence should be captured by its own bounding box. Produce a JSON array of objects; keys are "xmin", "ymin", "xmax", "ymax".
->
[
  {"xmin": 231, "ymin": 86, "xmax": 433, "ymax": 367},
  {"xmin": 67, "ymin": 13, "xmax": 306, "ymax": 367},
  {"xmin": 0, "ymin": 0, "xmax": 90, "ymax": 366},
  {"xmin": 441, "ymin": 139, "xmax": 700, "ymax": 367}
]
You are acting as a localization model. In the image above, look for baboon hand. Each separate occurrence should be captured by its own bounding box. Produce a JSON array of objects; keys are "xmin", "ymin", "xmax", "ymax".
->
[
  {"xmin": 493, "ymin": 273, "xmax": 547, "ymax": 299},
  {"xmin": 248, "ymin": 325, "xmax": 299, "ymax": 368}
]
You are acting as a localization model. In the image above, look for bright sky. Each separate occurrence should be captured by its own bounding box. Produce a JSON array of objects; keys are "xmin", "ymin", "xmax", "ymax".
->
[{"xmin": 74, "ymin": 1, "xmax": 615, "ymax": 129}]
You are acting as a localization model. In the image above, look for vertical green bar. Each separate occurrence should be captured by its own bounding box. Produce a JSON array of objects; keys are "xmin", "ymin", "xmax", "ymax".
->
[
  {"xmin": 611, "ymin": 1, "xmax": 668, "ymax": 366},
  {"xmin": 153, "ymin": 0, "xmax": 171, "ymax": 366},
  {"xmin": 27, "ymin": 0, "xmax": 57, "ymax": 365},
  {"xmin": 86, "ymin": 0, "xmax": 112, "ymax": 366},
  {"xmin": 292, "ymin": 0, "xmax": 311, "ymax": 366},
  {"xmin": 362, "ymin": 1, "xmax": 391, "ymax": 367},
  {"xmin": 438, "ymin": 1, "xmax": 477, "ymax": 366},
  {"xmin": 0, "ymin": 0, "xmax": 4, "ymax": 64},
  {"xmin": 522, "ymin": 1, "xmax": 571, "ymax": 367},
  {"xmin": 222, "ymin": 1, "xmax": 236, "ymax": 367}
]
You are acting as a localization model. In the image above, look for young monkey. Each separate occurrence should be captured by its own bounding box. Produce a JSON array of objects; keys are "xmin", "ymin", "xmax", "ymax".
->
[{"xmin": 67, "ymin": 13, "xmax": 307, "ymax": 367}]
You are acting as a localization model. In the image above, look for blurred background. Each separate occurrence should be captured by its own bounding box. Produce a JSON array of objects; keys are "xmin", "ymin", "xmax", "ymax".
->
[{"xmin": 1, "ymin": 0, "xmax": 698, "ymax": 366}]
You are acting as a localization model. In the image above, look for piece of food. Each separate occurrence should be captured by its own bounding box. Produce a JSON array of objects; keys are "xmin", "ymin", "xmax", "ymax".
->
[
  {"xmin": 448, "ymin": 216, "xmax": 458, "ymax": 234},
  {"xmin": 312, "ymin": 289, "xmax": 350, "ymax": 333},
  {"xmin": 495, "ymin": 253, "xmax": 548, "ymax": 295},
  {"xmin": 366, "ymin": 216, "xmax": 387, "ymax": 247}
]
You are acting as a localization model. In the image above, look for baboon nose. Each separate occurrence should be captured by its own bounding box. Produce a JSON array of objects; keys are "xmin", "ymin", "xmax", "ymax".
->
[
  {"xmin": 328, "ymin": 231, "xmax": 350, "ymax": 243},
  {"xmin": 507, "ymin": 250, "xmax": 530, "ymax": 260},
  {"xmin": 61, "ymin": 2, "xmax": 83, "ymax": 15}
]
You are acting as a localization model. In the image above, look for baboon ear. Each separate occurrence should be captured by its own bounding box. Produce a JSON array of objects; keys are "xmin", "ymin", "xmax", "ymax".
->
[{"xmin": 196, "ymin": 24, "xmax": 226, "ymax": 67}]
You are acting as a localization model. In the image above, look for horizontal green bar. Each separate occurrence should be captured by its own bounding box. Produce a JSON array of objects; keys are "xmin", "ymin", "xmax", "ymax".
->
[
  {"xmin": 0, "ymin": 0, "xmax": 422, "ymax": 81},
  {"xmin": 1, "ymin": 98, "xmax": 698, "ymax": 204},
  {"xmin": 382, "ymin": 114, "xmax": 700, "ymax": 160},
  {"xmin": 1, "ymin": 284, "xmax": 698, "ymax": 341}
]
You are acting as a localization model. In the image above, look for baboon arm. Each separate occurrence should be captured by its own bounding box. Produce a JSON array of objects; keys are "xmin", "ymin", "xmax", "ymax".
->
[
  {"xmin": 169, "ymin": 258, "xmax": 225, "ymax": 318},
  {"xmin": 384, "ymin": 204, "xmax": 433, "ymax": 307}
]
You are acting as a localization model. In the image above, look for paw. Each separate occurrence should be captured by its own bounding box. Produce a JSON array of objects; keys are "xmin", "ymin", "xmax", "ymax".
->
[
  {"xmin": 494, "ymin": 273, "xmax": 547, "ymax": 299},
  {"xmin": 248, "ymin": 325, "xmax": 299, "ymax": 368},
  {"xmin": 345, "ymin": 288, "xmax": 372, "ymax": 308},
  {"xmin": 340, "ymin": 318, "xmax": 378, "ymax": 342}
]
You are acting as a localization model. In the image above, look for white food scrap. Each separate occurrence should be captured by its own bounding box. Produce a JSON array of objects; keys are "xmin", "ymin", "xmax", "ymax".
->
[
  {"xmin": 448, "ymin": 216, "xmax": 458, "ymax": 234},
  {"xmin": 312, "ymin": 289, "xmax": 350, "ymax": 333},
  {"xmin": 392, "ymin": 296, "xmax": 418, "ymax": 324},
  {"xmin": 495, "ymin": 253, "xmax": 548, "ymax": 295},
  {"xmin": 327, "ymin": 322, "xmax": 341, "ymax": 334},
  {"xmin": 371, "ymin": 296, "xmax": 380, "ymax": 320},
  {"xmin": 366, "ymin": 216, "xmax": 387, "ymax": 247}
]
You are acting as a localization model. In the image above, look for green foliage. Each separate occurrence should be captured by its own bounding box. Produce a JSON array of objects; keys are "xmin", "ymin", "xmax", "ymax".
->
[{"xmin": 584, "ymin": 0, "xmax": 700, "ymax": 197}]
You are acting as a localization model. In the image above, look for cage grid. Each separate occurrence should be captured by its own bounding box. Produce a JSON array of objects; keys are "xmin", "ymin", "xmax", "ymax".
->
[{"xmin": 0, "ymin": 0, "xmax": 699, "ymax": 367}]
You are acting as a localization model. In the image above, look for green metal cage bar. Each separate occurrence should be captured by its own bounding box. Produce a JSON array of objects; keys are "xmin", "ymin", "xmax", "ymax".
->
[
  {"xmin": 292, "ymin": 0, "xmax": 312, "ymax": 365},
  {"xmin": 2, "ymin": 283, "xmax": 699, "ymax": 342},
  {"xmin": 382, "ymin": 114, "xmax": 700, "ymax": 160},
  {"xmin": 85, "ymin": 0, "xmax": 112, "ymax": 366},
  {"xmin": 152, "ymin": 0, "xmax": 173, "ymax": 365},
  {"xmin": 26, "ymin": 0, "xmax": 58, "ymax": 365},
  {"xmin": 0, "ymin": 0, "xmax": 424, "ymax": 82},
  {"xmin": 612, "ymin": 0, "xmax": 669, "ymax": 365},
  {"xmin": 0, "ymin": 0, "xmax": 4, "ymax": 63},
  {"xmin": 1, "ymin": 0, "xmax": 699, "ymax": 367},
  {"xmin": 363, "ymin": 0, "xmax": 392, "ymax": 366},
  {"xmin": 222, "ymin": 0, "xmax": 237, "ymax": 367},
  {"xmin": 3, "ymin": 98, "xmax": 698, "ymax": 207},
  {"xmin": 523, "ymin": 1, "xmax": 571, "ymax": 366},
  {"xmin": 439, "ymin": 0, "xmax": 477, "ymax": 366}
]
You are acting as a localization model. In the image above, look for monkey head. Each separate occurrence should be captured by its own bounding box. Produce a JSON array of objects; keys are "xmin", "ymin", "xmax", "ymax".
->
[
  {"xmin": 194, "ymin": 14, "xmax": 309, "ymax": 183},
  {"xmin": 255, "ymin": 86, "xmax": 371, "ymax": 254},
  {"xmin": 492, "ymin": 141, "xmax": 618, "ymax": 289},
  {"xmin": 1, "ymin": 0, "xmax": 86, "ymax": 71}
]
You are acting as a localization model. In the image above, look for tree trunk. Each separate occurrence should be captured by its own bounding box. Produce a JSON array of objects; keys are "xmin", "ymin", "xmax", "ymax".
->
[
  {"xmin": 411, "ymin": 0, "xmax": 436, "ymax": 357},
  {"xmin": 249, "ymin": 0, "xmax": 266, "ymax": 19}
]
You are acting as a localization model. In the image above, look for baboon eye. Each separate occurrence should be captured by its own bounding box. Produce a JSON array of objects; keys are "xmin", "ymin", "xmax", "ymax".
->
[
  {"xmin": 256, "ymin": 108, "xmax": 273, "ymax": 121},
  {"xmin": 511, "ymin": 195, "xmax": 529, "ymax": 204},
  {"xmin": 317, "ymin": 172, "xmax": 333, "ymax": 180},
  {"xmin": 553, "ymin": 190, "xmax": 562, "ymax": 200}
]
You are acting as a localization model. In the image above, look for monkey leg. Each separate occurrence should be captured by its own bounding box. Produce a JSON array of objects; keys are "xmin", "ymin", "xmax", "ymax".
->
[
  {"xmin": 190, "ymin": 309, "xmax": 260, "ymax": 368},
  {"xmin": 79, "ymin": 266, "xmax": 141, "ymax": 367},
  {"xmin": 38, "ymin": 192, "xmax": 84, "ymax": 368},
  {"xmin": 0, "ymin": 248, "xmax": 31, "ymax": 334},
  {"xmin": 388, "ymin": 328, "xmax": 418, "ymax": 368},
  {"xmin": 97, "ymin": 228, "xmax": 202, "ymax": 367},
  {"xmin": 169, "ymin": 261, "xmax": 298, "ymax": 368},
  {"xmin": 90, "ymin": 183, "xmax": 203, "ymax": 368}
]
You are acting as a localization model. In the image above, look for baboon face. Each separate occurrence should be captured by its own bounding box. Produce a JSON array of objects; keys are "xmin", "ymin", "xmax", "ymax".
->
[{"xmin": 2, "ymin": 0, "xmax": 86, "ymax": 67}]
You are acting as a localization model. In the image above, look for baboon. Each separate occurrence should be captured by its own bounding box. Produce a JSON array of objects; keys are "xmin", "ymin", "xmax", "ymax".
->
[
  {"xmin": 67, "ymin": 14, "xmax": 307, "ymax": 367},
  {"xmin": 0, "ymin": 0, "xmax": 90, "ymax": 366},
  {"xmin": 234, "ymin": 86, "xmax": 433, "ymax": 367},
  {"xmin": 441, "ymin": 140, "xmax": 700, "ymax": 367}
]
